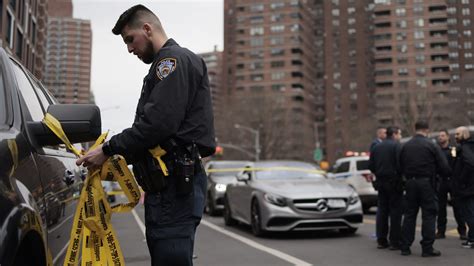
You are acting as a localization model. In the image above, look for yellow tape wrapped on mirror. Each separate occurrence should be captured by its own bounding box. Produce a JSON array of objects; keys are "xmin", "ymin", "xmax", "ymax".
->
[{"xmin": 42, "ymin": 113, "xmax": 141, "ymax": 266}]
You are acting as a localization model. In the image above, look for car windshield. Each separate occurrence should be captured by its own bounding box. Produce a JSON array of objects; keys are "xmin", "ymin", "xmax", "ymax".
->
[
  {"xmin": 209, "ymin": 163, "xmax": 248, "ymax": 177},
  {"xmin": 254, "ymin": 166, "xmax": 324, "ymax": 180}
]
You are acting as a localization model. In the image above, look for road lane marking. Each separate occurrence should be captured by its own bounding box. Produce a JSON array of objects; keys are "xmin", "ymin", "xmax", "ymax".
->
[
  {"xmin": 132, "ymin": 209, "xmax": 147, "ymax": 238},
  {"xmin": 201, "ymin": 219, "xmax": 312, "ymax": 266},
  {"xmin": 53, "ymin": 241, "xmax": 70, "ymax": 265}
]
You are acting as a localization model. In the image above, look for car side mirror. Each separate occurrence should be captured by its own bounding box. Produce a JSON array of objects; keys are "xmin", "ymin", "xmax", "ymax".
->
[
  {"xmin": 27, "ymin": 104, "xmax": 102, "ymax": 146},
  {"xmin": 236, "ymin": 172, "xmax": 250, "ymax": 182}
]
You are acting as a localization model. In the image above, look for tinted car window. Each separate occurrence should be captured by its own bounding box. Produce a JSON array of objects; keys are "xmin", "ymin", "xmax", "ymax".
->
[
  {"xmin": 11, "ymin": 60, "xmax": 44, "ymax": 121},
  {"xmin": 356, "ymin": 160, "xmax": 370, "ymax": 170},
  {"xmin": 336, "ymin": 161, "xmax": 350, "ymax": 173},
  {"xmin": 0, "ymin": 71, "xmax": 6, "ymax": 126}
]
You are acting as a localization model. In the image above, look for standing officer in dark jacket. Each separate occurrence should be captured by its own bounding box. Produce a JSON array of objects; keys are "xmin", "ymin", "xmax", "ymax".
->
[
  {"xmin": 435, "ymin": 129, "xmax": 466, "ymax": 240},
  {"xmin": 370, "ymin": 127, "xmax": 387, "ymax": 153},
  {"xmin": 369, "ymin": 126, "xmax": 403, "ymax": 250},
  {"xmin": 399, "ymin": 121, "xmax": 451, "ymax": 257},
  {"xmin": 452, "ymin": 126, "xmax": 474, "ymax": 248},
  {"xmin": 76, "ymin": 5, "xmax": 215, "ymax": 265}
]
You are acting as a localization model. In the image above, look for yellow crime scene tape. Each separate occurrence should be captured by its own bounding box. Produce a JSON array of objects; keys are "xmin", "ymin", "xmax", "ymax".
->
[
  {"xmin": 206, "ymin": 167, "xmax": 326, "ymax": 174},
  {"xmin": 42, "ymin": 113, "xmax": 141, "ymax": 266}
]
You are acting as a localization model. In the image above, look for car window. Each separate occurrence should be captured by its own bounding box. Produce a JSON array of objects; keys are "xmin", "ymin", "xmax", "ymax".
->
[
  {"xmin": 11, "ymin": 60, "xmax": 44, "ymax": 121},
  {"xmin": 255, "ymin": 168, "xmax": 323, "ymax": 180},
  {"xmin": 0, "ymin": 70, "xmax": 6, "ymax": 126},
  {"xmin": 356, "ymin": 160, "xmax": 370, "ymax": 170},
  {"xmin": 335, "ymin": 161, "xmax": 350, "ymax": 173},
  {"xmin": 29, "ymin": 75, "xmax": 52, "ymax": 109}
]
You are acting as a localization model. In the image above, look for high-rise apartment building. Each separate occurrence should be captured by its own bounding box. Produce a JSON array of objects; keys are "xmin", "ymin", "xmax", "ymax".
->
[
  {"xmin": 199, "ymin": 47, "xmax": 224, "ymax": 139},
  {"xmin": 223, "ymin": 0, "xmax": 320, "ymax": 161},
  {"xmin": 43, "ymin": 0, "xmax": 92, "ymax": 104},
  {"xmin": 0, "ymin": 0, "xmax": 47, "ymax": 80},
  {"xmin": 322, "ymin": 0, "xmax": 375, "ymax": 162},
  {"xmin": 373, "ymin": 0, "xmax": 474, "ymax": 130}
]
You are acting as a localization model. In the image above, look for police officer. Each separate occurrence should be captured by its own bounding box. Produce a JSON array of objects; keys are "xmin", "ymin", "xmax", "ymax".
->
[
  {"xmin": 435, "ymin": 129, "xmax": 466, "ymax": 240},
  {"xmin": 368, "ymin": 126, "xmax": 403, "ymax": 250},
  {"xmin": 399, "ymin": 121, "xmax": 451, "ymax": 257},
  {"xmin": 452, "ymin": 126, "xmax": 474, "ymax": 249},
  {"xmin": 370, "ymin": 126, "xmax": 387, "ymax": 153},
  {"xmin": 76, "ymin": 5, "xmax": 215, "ymax": 265}
]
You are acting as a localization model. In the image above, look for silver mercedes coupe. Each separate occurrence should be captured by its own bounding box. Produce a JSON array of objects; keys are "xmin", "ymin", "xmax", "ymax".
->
[{"xmin": 223, "ymin": 160, "xmax": 363, "ymax": 236}]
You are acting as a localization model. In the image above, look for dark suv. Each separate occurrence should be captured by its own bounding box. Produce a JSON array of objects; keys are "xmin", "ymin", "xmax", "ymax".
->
[{"xmin": 0, "ymin": 48, "xmax": 101, "ymax": 265}]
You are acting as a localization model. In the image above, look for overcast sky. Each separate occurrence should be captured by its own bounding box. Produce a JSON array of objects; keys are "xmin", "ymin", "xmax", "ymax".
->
[{"xmin": 72, "ymin": 0, "xmax": 223, "ymax": 135}]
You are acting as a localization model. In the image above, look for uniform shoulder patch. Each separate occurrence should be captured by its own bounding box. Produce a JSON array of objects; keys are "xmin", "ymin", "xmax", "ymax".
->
[{"xmin": 156, "ymin": 57, "xmax": 177, "ymax": 80}]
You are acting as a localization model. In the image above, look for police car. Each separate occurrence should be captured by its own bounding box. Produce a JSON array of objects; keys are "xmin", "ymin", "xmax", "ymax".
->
[{"xmin": 328, "ymin": 154, "xmax": 377, "ymax": 212}]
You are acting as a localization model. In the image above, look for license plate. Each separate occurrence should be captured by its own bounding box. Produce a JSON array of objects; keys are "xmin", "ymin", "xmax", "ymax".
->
[{"xmin": 328, "ymin": 199, "xmax": 346, "ymax": 208}]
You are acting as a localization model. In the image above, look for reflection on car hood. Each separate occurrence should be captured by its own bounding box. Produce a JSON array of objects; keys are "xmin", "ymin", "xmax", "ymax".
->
[{"xmin": 255, "ymin": 179, "xmax": 353, "ymax": 199}]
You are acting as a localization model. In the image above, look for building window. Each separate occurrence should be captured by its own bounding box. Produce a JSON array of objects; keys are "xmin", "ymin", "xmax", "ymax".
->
[
  {"xmin": 250, "ymin": 27, "xmax": 264, "ymax": 36},
  {"xmin": 270, "ymin": 2, "xmax": 284, "ymax": 9},
  {"xmin": 250, "ymin": 74, "xmax": 264, "ymax": 81},
  {"xmin": 16, "ymin": 29, "xmax": 23, "ymax": 59},
  {"xmin": 250, "ymin": 4, "xmax": 264, "ymax": 12},
  {"xmin": 250, "ymin": 15, "xmax": 264, "ymax": 24},
  {"xmin": 395, "ymin": 8, "xmax": 406, "ymax": 16},
  {"xmin": 271, "ymin": 48, "xmax": 285, "ymax": 56},
  {"xmin": 396, "ymin": 20, "xmax": 407, "ymax": 28},
  {"xmin": 414, "ymin": 18, "xmax": 424, "ymax": 27},
  {"xmin": 271, "ymin": 61, "xmax": 285, "ymax": 68},
  {"xmin": 250, "ymin": 38, "xmax": 264, "ymax": 46},
  {"xmin": 415, "ymin": 54, "xmax": 425, "ymax": 63},
  {"xmin": 271, "ymin": 25, "xmax": 285, "ymax": 33},
  {"xmin": 270, "ymin": 36, "xmax": 284, "ymax": 45},
  {"xmin": 271, "ymin": 14, "xmax": 284, "ymax": 22},
  {"xmin": 271, "ymin": 72, "xmax": 285, "ymax": 80},
  {"xmin": 6, "ymin": 11, "xmax": 13, "ymax": 48},
  {"xmin": 414, "ymin": 30, "xmax": 424, "ymax": 39},
  {"xmin": 465, "ymin": 42, "xmax": 472, "ymax": 49},
  {"xmin": 272, "ymin": 84, "xmax": 285, "ymax": 91},
  {"xmin": 462, "ymin": 8, "xmax": 470, "ymax": 16},
  {"xmin": 250, "ymin": 61, "xmax": 264, "ymax": 70}
]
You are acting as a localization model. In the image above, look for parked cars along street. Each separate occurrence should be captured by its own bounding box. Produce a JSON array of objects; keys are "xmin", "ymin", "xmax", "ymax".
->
[
  {"xmin": 328, "ymin": 155, "xmax": 377, "ymax": 212},
  {"xmin": 0, "ymin": 47, "xmax": 101, "ymax": 266},
  {"xmin": 204, "ymin": 160, "xmax": 251, "ymax": 216},
  {"xmin": 223, "ymin": 160, "xmax": 363, "ymax": 236}
]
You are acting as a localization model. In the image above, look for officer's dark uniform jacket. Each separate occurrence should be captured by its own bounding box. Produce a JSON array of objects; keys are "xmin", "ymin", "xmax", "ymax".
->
[
  {"xmin": 108, "ymin": 38, "xmax": 215, "ymax": 160},
  {"xmin": 369, "ymin": 138, "xmax": 401, "ymax": 182},
  {"xmin": 399, "ymin": 134, "xmax": 451, "ymax": 180},
  {"xmin": 453, "ymin": 138, "xmax": 474, "ymax": 198}
]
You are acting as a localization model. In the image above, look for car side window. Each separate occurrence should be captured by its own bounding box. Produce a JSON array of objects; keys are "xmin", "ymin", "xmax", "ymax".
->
[
  {"xmin": 11, "ymin": 60, "xmax": 45, "ymax": 121},
  {"xmin": 335, "ymin": 161, "xmax": 350, "ymax": 173},
  {"xmin": 0, "ymin": 70, "xmax": 6, "ymax": 126}
]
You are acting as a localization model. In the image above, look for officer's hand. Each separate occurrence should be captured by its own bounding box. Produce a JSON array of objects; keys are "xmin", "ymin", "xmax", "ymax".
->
[{"xmin": 76, "ymin": 144, "xmax": 109, "ymax": 169}]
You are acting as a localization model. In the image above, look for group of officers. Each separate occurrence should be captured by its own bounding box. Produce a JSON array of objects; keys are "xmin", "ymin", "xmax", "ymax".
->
[{"xmin": 368, "ymin": 121, "xmax": 474, "ymax": 257}]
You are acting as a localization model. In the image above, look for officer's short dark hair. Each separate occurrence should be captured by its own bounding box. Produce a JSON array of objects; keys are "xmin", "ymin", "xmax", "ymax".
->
[
  {"xmin": 112, "ymin": 4, "xmax": 157, "ymax": 35},
  {"xmin": 386, "ymin": 126, "xmax": 400, "ymax": 138},
  {"xmin": 415, "ymin": 121, "xmax": 429, "ymax": 131},
  {"xmin": 439, "ymin": 129, "xmax": 449, "ymax": 135}
]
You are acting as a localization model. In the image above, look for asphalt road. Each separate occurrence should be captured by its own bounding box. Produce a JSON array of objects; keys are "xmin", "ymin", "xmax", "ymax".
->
[{"xmin": 108, "ymin": 200, "xmax": 474, "ymax": 266}]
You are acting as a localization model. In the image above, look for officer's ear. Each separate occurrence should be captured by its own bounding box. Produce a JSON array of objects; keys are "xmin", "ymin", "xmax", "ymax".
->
[{"xmin": 143, "ymin": 23, "xmax": 153, "ymax": 37}]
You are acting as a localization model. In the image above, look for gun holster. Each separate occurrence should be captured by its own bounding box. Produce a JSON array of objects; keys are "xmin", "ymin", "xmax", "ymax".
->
[{"xmin": 132, "ymin": 153, "xmax": 167, "ymax": 194}]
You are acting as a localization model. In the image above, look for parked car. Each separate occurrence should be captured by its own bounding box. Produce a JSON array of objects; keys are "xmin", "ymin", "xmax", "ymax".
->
[
  {"xmin": 223, "ymin": 160, "xmax": 363, "ymax": 236},
  {"xmin": 0, "ymin": 48, "xmax": 101, "ymax": 266},
  {"xmin": 204, "ymin": 160, "xmax": 250, "ymax": 216},
  {"xmin": 328, "ymin": 156, "xmax": 377, "ymax": 212}
]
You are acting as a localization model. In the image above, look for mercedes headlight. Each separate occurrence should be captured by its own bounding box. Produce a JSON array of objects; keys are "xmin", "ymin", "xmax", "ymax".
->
[
  {"xmin": 264, "ymin": 193, "xmax": 287, "ymax": 207},
  {"xmin": 215, "ymin": 183, "xmax": 227, "ymax": 192},
  {"xmin": 348, "ymin": 191, "xmax": 360, "ymax": 205}
]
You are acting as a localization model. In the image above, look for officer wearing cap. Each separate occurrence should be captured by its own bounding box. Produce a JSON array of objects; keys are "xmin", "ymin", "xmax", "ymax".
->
[
  {"xmin": 76, "ymin": 4, "xmax": 215, "ymax": 265},
  {"xmin": 398, "ymin": 121, "xmax": 451, "ymax": 257}
]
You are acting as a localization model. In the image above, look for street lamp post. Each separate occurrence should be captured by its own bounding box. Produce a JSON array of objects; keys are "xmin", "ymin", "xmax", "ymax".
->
[{"xmin": 234, "ymin": 123, "xmax": 260, "ymax": 161}]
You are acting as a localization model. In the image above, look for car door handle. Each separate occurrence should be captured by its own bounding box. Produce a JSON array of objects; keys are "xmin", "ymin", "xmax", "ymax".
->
[{"xmin": 63, "ymin": 169, "xmax": 75, "ymax": 185}]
